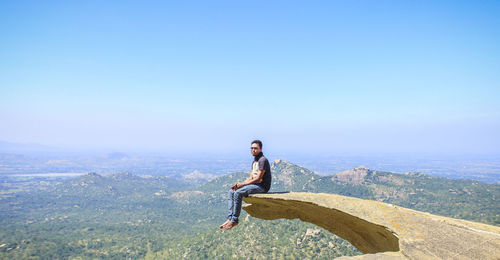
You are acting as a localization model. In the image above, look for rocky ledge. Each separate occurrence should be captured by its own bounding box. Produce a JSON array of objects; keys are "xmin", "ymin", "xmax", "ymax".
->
[{"xmin": 242, "ymin": 192, "xmax": 500, "ymax": 259}]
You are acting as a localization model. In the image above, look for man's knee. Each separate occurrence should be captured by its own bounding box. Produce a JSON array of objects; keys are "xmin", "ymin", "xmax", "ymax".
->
[
  {"xmin": 228, "ymin": 189, "xmax": 235, "ymax": 197},
  {"xmin": 234, "ymin": 189, "xmax": 246, "ymax": 198}
]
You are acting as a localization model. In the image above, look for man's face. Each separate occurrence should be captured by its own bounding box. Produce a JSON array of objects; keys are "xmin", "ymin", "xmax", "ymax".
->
[{"xmin": 250, "ymin": 143, "xmax": 261, "ymax": 156}]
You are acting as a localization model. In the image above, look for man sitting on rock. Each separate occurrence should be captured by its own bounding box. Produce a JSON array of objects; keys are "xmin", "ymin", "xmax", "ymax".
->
[{"xmin": 220, "ymin": 140, "xmax": 272, "ymax": 230}]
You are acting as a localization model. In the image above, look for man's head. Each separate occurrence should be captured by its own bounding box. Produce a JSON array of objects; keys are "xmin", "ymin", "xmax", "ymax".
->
[{"xmin": 250, "ymin": 140, "xmax": 262, "ymax": 156}]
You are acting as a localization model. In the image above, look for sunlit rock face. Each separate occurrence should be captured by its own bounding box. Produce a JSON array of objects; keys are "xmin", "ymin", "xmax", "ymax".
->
[
  {"xmin": 333, "ymin": 166, "xmax": 371, "ymax": 185},
  {"xmin": 243, "ymin": 192, "xmax": 500, "ymax": 259}
]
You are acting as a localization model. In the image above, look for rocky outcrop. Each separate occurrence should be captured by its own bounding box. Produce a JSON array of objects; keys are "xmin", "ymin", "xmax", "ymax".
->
[
  {"xmin": 242, "ymin": 192, "xmax": 500, "ymax": 259},
  {"xmin": 333, "ymin": 166, "xmax": 371, "ymax": 185}
]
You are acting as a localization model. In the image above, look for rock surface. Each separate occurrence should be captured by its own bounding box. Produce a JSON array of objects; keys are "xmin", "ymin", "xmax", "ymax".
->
[
  {"xmin": 242, "ymin": 192, "xmax": 500, "ymax": 259},
  {"xmin": 333, "ymin": 166, "xmax": 371, "ymax": 185}
]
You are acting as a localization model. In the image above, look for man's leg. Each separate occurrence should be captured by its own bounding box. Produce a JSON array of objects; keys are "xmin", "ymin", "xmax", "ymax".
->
[
  {"xmin": 227, "ymin": 184, "xmax": 265, "ymax": 226},
  {"xmin": 220, "ymin": 189, "xmax": 235, "ymax": 228}
]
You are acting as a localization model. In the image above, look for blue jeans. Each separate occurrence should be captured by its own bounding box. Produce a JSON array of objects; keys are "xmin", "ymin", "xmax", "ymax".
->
[{"xmin": 227, "ymin": 184, "xmax": 266, "ymax": 223}]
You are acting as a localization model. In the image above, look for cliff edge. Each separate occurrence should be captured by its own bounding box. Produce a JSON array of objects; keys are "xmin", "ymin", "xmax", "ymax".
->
[{"xmin": 242, "ymin": 192, "xmax": 500, "ymax": 259}]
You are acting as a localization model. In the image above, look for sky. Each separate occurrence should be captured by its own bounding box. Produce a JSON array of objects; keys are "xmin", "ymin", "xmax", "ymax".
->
[{"xmin": 1, "ymin": 0, "xmax": 499, "ymax": 156}]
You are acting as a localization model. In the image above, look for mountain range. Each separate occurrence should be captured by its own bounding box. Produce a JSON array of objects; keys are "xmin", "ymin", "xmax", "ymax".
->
[{"xmin": 0, "ymin": 159, "xmax": 498, "ymax": 259}]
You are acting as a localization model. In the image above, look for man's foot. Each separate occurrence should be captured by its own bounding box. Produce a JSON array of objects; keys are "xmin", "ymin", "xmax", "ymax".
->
[
  {"xmin": 222, "ymin": 221, "xmax": 238, "ymax": 230},
  {"xmin": 219, "ymin": 220, "xmax": 230, "ymax": 229}
]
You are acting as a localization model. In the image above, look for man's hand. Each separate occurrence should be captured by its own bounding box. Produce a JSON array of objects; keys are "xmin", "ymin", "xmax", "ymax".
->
[{"xmin": 231, "ymin": 182, "xmax": 244, "ymax": 191}]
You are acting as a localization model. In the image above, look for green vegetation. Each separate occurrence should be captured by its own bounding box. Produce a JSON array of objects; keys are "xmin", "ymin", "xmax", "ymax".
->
[
  {"xmin": 0, "ymin": 160, "xmax": 498, "ymax": 259},
  {"xmin": 147, "ymin": 218, "xmax": 361, "ymax": 260}
]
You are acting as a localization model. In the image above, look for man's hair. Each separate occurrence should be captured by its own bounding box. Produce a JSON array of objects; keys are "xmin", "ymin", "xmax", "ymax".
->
[{"xmin": 251, "ymin": 140, "xmax": 263, "ymax": 149}]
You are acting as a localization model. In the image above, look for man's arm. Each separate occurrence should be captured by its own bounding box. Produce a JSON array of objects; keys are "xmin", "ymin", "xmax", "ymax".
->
[
  {"xmin": 234, "ymin": 170, "xmax": 265, "ymax": 189},
  {"xmin": 232, "ymin": 176, "xmax": 252, "ymax": 190}
]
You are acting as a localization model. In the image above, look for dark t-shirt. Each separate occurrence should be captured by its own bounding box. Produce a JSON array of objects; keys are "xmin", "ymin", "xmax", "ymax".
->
[{"xmin": 251, "ymin": 153, "xmax": 272, "ymax": 192}]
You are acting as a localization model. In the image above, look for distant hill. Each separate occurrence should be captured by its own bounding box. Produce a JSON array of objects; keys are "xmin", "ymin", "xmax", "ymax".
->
[{"xmin": 0, "ymin": 140, "xmax": 61, "ymax": 154}]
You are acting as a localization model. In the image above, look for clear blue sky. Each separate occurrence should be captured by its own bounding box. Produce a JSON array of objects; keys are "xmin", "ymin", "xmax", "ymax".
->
[{"xmin": 1, "ymin": 0, "xmax": 499, "ymax": 156}]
